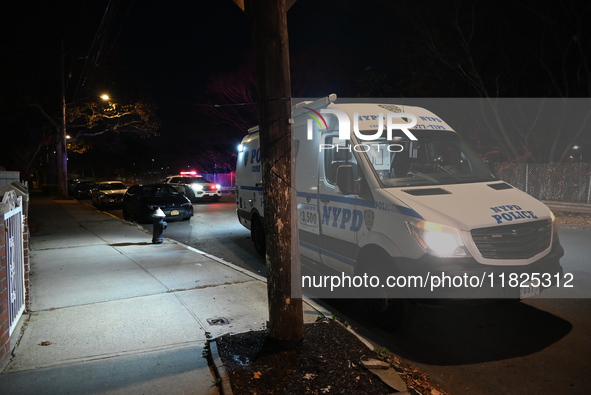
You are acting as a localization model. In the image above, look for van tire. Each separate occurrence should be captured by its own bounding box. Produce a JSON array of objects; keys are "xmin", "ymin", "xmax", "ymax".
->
[
  {"xmin": 367, "ymin": 298, "xmax": 414, "ymax": 332},
  {"xmin": 357, "ymin": 248, "xmax": 414, "ymax": 331},
  {"xmin": 251, "ymin": 216, "xmax": 266, "ymax": 257}
]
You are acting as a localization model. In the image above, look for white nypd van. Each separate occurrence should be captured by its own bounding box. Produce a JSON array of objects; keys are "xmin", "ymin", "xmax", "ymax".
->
[{"xmin": 236, "ymin": 94, "xmax": 564, "ymax": 309}]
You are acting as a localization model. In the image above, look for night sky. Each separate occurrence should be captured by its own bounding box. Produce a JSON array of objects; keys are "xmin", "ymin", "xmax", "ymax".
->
[{"xmin": 1, "ymin": 0, "xmax": 589, "ymax": 179}]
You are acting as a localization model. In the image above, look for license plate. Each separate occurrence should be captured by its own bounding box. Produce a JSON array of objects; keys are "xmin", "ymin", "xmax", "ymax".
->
[
  {"xmin": 170, "ymin": 210, "xmax": 180, "ymax": 216},
  {"xmin": 520, "ymin": 281, "xmax": 540, "ymax": 299}
]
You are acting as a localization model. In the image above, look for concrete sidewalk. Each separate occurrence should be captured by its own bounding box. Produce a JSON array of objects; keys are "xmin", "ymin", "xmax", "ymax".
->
[{"xmin": 0, "ymin": 197, "xmax": 327, "ymax": 394}]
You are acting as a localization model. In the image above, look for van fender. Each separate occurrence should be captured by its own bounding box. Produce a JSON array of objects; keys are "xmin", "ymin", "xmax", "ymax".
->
[
  {"xmin": 248, "ymin": 208, "xmax": 263, "ymax": 224},
  {"xmin": 356, "ymin": 232, "xmax": 403, "ymax": 266},
  {"xmin": 237, "ymin": 207, "xmax": 262, "ymax": 230}
]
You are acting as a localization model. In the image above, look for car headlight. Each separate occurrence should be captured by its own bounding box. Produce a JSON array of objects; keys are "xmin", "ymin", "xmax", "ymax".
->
[
  {"xmin": 216, "ymin": 184, "xmax": 221, "ymax": 190},
  {"xmin": 408, "ymin": 220, "xmax": 471, "ymax": 258},
  {"xmin": 191, "ymin": 183, "xmax": 204, "ymax": 191}
]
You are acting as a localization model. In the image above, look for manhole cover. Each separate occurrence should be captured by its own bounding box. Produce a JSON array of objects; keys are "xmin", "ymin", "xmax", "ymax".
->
[{"xmin": 206, "ymin": 317, "xmax": 230, "ymax": 326}]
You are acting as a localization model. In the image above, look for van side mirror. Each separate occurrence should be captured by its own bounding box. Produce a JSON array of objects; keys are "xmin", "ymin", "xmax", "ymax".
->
[{"xmin": 336, "ymin": 165, "xmax": 359, "ymax": 195}]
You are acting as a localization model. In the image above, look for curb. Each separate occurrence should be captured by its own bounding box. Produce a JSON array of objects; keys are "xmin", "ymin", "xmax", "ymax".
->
[
  {"xmin": 558, "ymin": 223, "xmax": 591, "ymax": 230},
  {"xmin": 209, "ymin": 339, "xmax": 233, "ymax": 395}
]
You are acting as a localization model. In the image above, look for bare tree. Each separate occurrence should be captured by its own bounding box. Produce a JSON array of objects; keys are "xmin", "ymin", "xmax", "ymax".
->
[
  {"xmin": 203, "ymin": 63, "xmax": 260, "ymax": 132},
  {"xmin": 396, "ymin": 0, "xmax": 591, "ymax": 163},
  {"xmin": 67, "ymin": 98, "xmax": 160, "ymax": 143}
]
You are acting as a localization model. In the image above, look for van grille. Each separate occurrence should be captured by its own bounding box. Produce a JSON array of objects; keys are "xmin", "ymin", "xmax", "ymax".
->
[{"xmin": 470, "ymin": 219, "xmax": 552, "ymax": 259}]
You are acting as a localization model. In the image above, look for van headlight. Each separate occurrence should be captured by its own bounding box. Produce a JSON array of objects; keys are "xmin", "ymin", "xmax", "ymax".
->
[
  {"xmin": 408, "ymin": 220, "xmax": 471, "ymax": 258},
  {"xmin": 550, "ymin": 210, "xmax": 560, "ymax": 241},
  {"xmin": 191, "ymin": 183, "xmax": 204, "ymax": 191}
]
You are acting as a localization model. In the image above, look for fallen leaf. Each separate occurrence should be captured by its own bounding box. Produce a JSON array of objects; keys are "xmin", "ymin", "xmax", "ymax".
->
[
  {"xmin": 38, "ymin": 341, "xmax": 52, "ymax": 346},
  {"xmin": 431, "ymin": 389, "xmax": 441, "ymax": 395},
  {"xmin": 302, "ymin": 373, "xmax": 316, "ymax": 380},
  {"xmin": 253, "ymin": 371, "xmax": 262, "ymax": 379},
  {"xmin": 321, "ymin": 385, "xmax": 332, "ymax": 393}
]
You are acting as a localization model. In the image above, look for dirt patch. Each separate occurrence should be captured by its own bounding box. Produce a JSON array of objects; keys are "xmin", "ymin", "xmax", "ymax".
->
[
  {"xmin": 215, "ymin": 319, "xmax": 448, "ymax": 395},
  {"xmin": 555, "ymin": 212, "xmax": 591, "ymax": 228}
]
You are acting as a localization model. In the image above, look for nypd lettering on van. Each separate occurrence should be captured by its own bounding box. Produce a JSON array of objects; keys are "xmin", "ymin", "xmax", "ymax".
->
[{"xmin": 489, "ymin": 205, "xmax": 538, "ymax": 224}]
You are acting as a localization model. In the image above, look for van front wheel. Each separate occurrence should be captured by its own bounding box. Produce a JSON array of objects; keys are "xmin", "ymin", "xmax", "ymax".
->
[
  {"xmin": 366, "ymin": 298, "xmax": 414, "ymax": 332},
  {"xmin": 358, "ymin": 249, "xmax": 414, "ymax": 331}
]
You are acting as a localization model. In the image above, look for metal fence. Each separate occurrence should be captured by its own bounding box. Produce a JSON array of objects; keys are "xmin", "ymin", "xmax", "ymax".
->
[
  {"xmin": 2, "ymin": 193, "xmax": 25, "ymax": 336},
  {"xmin": 494, "ymin": 162, "xmax": 591, "ymax": 203},
  {"xmin": 203, "ymin": 172, "xmax": 236, "ymax": 191}
]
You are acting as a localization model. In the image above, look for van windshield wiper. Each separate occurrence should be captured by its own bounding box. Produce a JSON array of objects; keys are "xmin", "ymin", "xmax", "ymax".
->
[
  {"xmin": 434, "ymin": 164, "xmax": 462, "ymax": 181},
  {"xmin": 406, "ymin": 171, "xmax": 441, "ymax": 184}
]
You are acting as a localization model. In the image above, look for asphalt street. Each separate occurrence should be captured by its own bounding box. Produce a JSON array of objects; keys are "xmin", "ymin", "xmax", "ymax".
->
[{"xmin": 102, "ymin": 195, "xmax": 591, "ymax": 394}]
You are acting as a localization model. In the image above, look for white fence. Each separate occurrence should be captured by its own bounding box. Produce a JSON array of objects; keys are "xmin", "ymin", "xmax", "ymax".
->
[{"xmin": 2, "ymin": 191, "xmax": 25, "ymax": 336}]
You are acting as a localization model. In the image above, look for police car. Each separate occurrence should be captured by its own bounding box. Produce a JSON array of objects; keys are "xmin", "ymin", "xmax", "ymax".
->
[{"xmin": 163, "ymin": 171, "xmax": 221, "ymax": 202}]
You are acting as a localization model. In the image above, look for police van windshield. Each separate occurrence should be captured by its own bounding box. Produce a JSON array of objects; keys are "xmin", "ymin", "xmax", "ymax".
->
[{"xmin": 360, "ymin": 130, "xmax": 497, "ymax": 187}]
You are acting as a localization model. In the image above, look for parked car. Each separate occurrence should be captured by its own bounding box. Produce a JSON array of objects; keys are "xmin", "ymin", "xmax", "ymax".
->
[
  {"xmin": 73, "ymin": 180, "xmax": 95, "ymax": 199},
  {"xmin": 91, "ymin": 181, "xmax": 128, "ymax": 209},
  {"xmin": 163, "ymin": 173, "xmax": 221, "ymax": 202},
  {"xmin": 67, "ymin": 179, "xmax": 81, "ymax": 196},
  {"xmin": 122, "ymin": 183, "xmax": 194, "ymax": 224}
]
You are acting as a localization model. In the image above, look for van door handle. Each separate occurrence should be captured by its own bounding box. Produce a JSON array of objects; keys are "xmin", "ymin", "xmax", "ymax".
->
[{"xmin": 320, "ymin": 198, "xmax": 330, "ymax": 204}]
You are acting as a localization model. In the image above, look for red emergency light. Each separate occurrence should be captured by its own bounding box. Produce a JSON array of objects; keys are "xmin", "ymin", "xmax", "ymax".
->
[{"xmin": 180, "ymin": 170, "xmax": 198, "ymax": 175}]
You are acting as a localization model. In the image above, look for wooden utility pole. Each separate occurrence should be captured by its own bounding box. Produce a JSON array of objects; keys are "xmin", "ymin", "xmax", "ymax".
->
[{"xmin": 240, "ymin": 0, "xmax": 304, "ymax": 346}]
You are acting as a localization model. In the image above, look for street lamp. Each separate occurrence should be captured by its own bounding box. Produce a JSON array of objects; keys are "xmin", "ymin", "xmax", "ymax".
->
[
  {"xmin": 58, "ymin": 93, "xmax": 114, "ymax": 195},
  {"xmin": 572, "ymin": 145, "xmax": 582, "ymax": 161}
]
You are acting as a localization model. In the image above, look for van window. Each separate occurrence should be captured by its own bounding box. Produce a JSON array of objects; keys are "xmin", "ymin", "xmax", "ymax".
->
[{"xmin": 323, "ymin": 136, "xmax": 360, "ymax": 185}]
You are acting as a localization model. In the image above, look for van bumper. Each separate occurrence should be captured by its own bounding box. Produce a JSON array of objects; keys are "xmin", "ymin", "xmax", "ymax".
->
[{"xmin": 394, "ymin": 240, "xmax": 564, "ymax": 299}]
